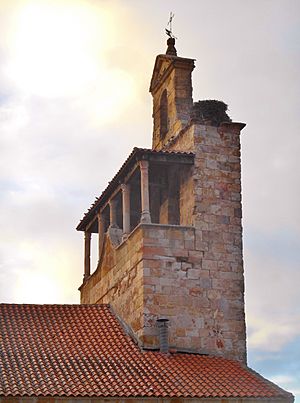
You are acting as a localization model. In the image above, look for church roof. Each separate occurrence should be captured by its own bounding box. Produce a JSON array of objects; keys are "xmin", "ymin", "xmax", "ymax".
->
[{"xmin": 0, "ymin": 304, "xmax": 293, "ymax": 400}]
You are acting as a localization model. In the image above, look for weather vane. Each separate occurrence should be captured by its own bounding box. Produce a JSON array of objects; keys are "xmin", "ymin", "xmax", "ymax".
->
[{"xmin": 165, "ymin": 12, "xmax": 177, "ymax": 39}]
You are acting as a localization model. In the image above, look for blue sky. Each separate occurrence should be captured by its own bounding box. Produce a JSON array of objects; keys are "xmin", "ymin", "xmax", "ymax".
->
[{"xmin": 0, "ymin": 0, "xmax": 299, "ymax": 400}]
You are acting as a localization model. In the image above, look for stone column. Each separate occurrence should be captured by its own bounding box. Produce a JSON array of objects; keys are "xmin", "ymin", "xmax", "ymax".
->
[
  {"xmin": 97, "ymin": 212, "xmax": 105, "ymax": 262},
  {"xmin": 84, "ymin": 231, "xmax": 91, "ymax": 281},
  {"xmin": 140, "ymin": 160, "xmax": 151, "ymax": 223},
  {"xmin": 121, "ymin": 183, "xmax": 131, "ymax": 239},
  {"xmin": 109, "ymin": 198, "xmax": 118, "ymax": 228}
]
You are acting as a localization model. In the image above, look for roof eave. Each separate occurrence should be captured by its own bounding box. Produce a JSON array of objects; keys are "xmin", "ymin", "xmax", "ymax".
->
[{"xmin": 76, "ymin": 148, "xmax": 194, "ymax": 232}]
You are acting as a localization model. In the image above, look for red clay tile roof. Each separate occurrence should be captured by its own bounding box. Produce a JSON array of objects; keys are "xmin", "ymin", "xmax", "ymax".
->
[
  {"xmin": 76, "ymin": 147, "xmax": 194, "ymax": 231},
  {"xmin": 0, "ymin": 304, "xmax": 293, "ymax": 399}
]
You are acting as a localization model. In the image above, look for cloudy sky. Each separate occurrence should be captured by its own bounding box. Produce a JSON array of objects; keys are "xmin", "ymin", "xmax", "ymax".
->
[{"xmin": 0, "ymin": 0, "xmax": 299, "ymax": 399}]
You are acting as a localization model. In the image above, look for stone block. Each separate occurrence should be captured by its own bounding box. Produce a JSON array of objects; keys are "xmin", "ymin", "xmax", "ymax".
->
[
  {"xmin": 169, "ymin": 229, "xmax": 185, "ymax": 240},
  {"xmin": 144, "ymin": 285, "xmax": 155, "ymax": 294},
  {"xmin": 202, "ymin": 259, "xmax": 218, "ymax": 271},
  {"xmin": 202, "ymin": 230, "xmax": 223, "ymax": 242},
  {"xmin": 191, "ymin": 296, "xmax": 210, "ymax": 309},
  {"xmin": 184, "ymin": 240, "xmax": 195, "ymax": 249},
  {"xmin": 207, "ymin": 290, "xmax": 221, "ymax": 300},
  {"xmin": 189, "ymin": 287, "xmax": 201, "ymax": 296},
  {"xmin": 176, "ymin": 327, "xmax": 186, "ymax": 337},
  {"xmin": 216, "ymin": 215, "xmax": 230, "ymax": 224},
  {"xmin": 200, "ymin": 278, "xmax": 212, "ymax": 289},
  {"xmin": 159, "ymin": 277, "xmax": 178, "ymax": 287},
  {"xmin": 181, "ymin": 262, "xmax": 193, "ymax": 271},
  {"xmin": 195, "ymin": 240, "xmax": 209, "ymax": 252},
  {"xmin": 144, "ymin": 276, "xmax": 160, "ymax": 286},
  {"xmin": 150, "ymin": 267, "xmax": 163, "ymax": 277},
  {"xmin": 187, "ymin": 251, "xmax": 203, "ymax": 264},
  {"xmin": 187, "ymin": 268, "xmax": 200, "ymax": 279}
]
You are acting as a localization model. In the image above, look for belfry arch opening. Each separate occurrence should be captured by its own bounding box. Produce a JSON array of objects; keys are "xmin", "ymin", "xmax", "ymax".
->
[{"xmin": 159, "ymin": 89, "xmax": 168, "ymax": 139}]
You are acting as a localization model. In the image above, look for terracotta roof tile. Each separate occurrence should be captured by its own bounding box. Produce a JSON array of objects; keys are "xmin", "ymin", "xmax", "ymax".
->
[{"xmin": 0, "ymin": 304, "xmax": 293, "ymax": 399}]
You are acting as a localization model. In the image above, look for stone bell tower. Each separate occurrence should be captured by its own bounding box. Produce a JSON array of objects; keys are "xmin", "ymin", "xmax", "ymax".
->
[
  {"xmin": 150, "ymin": 37, "xmax": 195, "ymax": 150},
  {"xmin": 77, "ymin": 38, "xmax": 247, "ymax": 363}
]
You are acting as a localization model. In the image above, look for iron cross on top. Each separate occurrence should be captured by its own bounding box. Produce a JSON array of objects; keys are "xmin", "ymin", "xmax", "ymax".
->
[{"xmin": 165, "ymin": 12, "xmax": 177, "ymax": 39}]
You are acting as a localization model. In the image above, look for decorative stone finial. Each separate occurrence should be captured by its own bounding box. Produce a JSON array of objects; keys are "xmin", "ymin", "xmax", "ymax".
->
[{"xmin": 166, "ymin": 37, "xmax": 177, "ymax": 56}]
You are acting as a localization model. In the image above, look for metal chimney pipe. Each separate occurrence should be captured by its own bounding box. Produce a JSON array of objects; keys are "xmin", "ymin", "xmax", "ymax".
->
[{"xmin": 157, "ymin": 318, "xmax": 169, "ymax": 353}]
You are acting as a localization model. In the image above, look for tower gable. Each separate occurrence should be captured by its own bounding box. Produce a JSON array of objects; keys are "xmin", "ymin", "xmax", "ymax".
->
[{"xmin": 150, "ymin": 53, "xmax": 195, "ymax": 150}]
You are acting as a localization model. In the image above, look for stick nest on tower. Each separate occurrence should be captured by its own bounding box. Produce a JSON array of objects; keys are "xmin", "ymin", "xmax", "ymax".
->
[{"xmin": 191, "ymin": 100, "xmax": 232, "ymax": 127}]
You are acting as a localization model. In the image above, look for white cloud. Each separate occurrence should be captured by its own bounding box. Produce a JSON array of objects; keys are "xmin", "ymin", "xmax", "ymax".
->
[
  {"xmin": 245, "ymin": 232, "xmax": 300, "ymax": 352},
  {"xmin": 270, "ymin": 375, "xmax": 296, "ymax": 385},
  {"xmin": 0, "ymin": 238, "xmax": 81, "ymax": 303},
  {"xmin": 247, "ymin": 314, "xmax": 300, "ymax": 352}
]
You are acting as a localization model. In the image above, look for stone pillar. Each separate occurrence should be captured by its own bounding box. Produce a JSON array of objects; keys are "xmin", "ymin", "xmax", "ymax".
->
[
  {"xmin": 97, "ymin": 212, "xmax": 105, "ymax": 262},
  {"xmin": 121, "ymin": 183, "xmax": 131, "ymax": 239},
  {"xmin": 140, "ymin": 160, "xmax": 151, "ymax": 223},
  {"xmin": 109, "ymin": 198, "xmax": 118, "ymax": 228},
  {"xmin": 84, "ymin": 231, "xmax": 91, "ymax": 281}
]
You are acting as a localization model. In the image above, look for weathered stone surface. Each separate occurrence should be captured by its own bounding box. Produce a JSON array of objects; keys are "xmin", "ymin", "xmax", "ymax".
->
[
  {"xmin": 159, "ymin": 122, "xmax": 246, "ymax": 362},
  {"xmin": 80, "ymin": 46, "xmax": 247, "ymax": 363}
]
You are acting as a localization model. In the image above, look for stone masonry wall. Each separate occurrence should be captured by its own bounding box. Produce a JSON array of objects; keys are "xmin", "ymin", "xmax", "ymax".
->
[
  {"xmin": 152, "ymin": 67, "xmax": 175, "ymax": 150},
  {"xmin": 140, "ymin": 222, "xmax": 245, "ymax": 362},
  {"xmin": 141, "ymin": 224, "xmax": 196, "ymax": 348},
  {"xmin": 80, "ymin": 121, "xmax": 246, "ymax": 362},
  {"xmin": 80, "ymin": 228, "xmax": 144, "ymax": 336},
  {"xmin": 152, "ymin": 59, "xmax": 193, "ymax": 151},
  {"xmin": 165, "ymin": 124, "xmax": 194, "ymax": 153},
  {"xmin": 81, "ymin": 209, "xmax": 245, "ymax": 361},
  {"xmin": 164, "ymin": 122, "xmax": 246, "ymax": 362}
]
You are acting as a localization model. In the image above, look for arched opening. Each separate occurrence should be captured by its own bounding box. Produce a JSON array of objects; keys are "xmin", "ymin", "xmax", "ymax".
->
[{"xmin": 159, "ymin": 89, "xmax": 168, "ymax": 139}]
